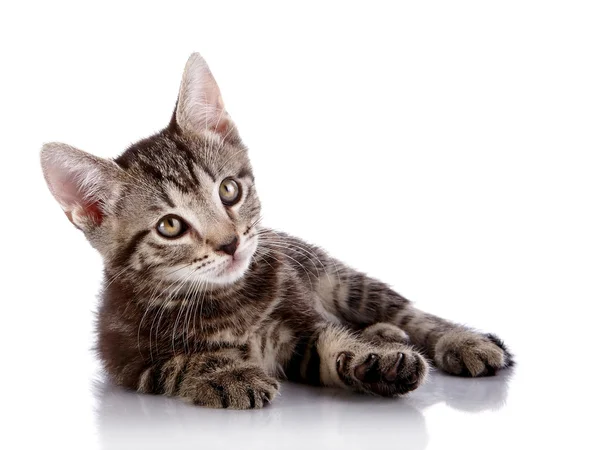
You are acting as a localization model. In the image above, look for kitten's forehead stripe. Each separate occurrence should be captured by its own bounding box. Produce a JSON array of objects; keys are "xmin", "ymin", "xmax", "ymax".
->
[
  {"xmin": 181, "ymin": 147, "xmax": 202, "ymax": 186},
  {"xmin": 171, "ymin": 138, "xmax": 212, "ymax": 184},
  {"xmin": 115, "ymin": 131, "xmax": 251, "ymax": 195},
  {"xmin": 157, "ymin": 190, "xmax": 176, "ymax": 209}
]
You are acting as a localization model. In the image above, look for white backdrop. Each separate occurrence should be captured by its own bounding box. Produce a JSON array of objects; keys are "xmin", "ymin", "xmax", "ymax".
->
[{"xmin": 1, "ymin": 1, "xmax": 599, "ymax": 449}]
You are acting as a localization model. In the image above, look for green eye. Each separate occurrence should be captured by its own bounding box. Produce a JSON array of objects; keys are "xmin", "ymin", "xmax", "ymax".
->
[
  {"xmin": 156, "ymin": 215, "xmax": 187, "ymax": 238},
  {"xmin": 219, "ymin": 178, "xmax": 241, "ymax": 205}
]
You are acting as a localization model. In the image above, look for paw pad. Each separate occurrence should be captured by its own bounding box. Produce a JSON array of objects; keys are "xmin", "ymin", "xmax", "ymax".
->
[{"xmin": 336, "ymin": 348, "xmax": 427, "ymax": 396}]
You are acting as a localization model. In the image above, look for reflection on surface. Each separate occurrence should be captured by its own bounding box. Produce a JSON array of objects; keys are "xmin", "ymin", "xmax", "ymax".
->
[
  {"xmin": 94, "ymin": 369, "xmax": 513, "ymax": 450},
  {"xmin": 412, "ymin": 368, "xmax": 513, "ymax": 413}
]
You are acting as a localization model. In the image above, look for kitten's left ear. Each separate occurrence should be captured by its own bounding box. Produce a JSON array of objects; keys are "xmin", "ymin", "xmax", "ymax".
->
[
  {"xmin": 173, "ymin": 53, "xmax": 237, "ymax": 140},
  {"xmin": 41, "ymin": 143, "xmax": 121, "ymax": 231}
]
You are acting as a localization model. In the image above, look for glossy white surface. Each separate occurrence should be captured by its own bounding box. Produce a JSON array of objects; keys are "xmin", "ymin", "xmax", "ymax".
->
[
  {"xmin": 94, "ymin": 372, "xmax": 509, "ymax": 450},
  {"xmin": 3, "ymin": 1, "xmax": 599, "ymax": 449},
  {"xmin": 7, "ymin": 337, "xmax": 598, "ymax": 450}
]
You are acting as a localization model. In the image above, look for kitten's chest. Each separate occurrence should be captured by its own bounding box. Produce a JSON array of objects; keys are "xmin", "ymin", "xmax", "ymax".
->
[
  {"xmin": 158, "ymin": 308, "xmax": 297, "ymax": 377},
  {"xmin": 248, "ymin": 320, "xmax": 297, "ymax": 376}
]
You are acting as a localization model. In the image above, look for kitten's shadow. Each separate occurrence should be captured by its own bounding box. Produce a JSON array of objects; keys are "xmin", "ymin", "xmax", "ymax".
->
[{"xmin": 93, "ymin": 368, "xmax": 513, "ymax": 450}]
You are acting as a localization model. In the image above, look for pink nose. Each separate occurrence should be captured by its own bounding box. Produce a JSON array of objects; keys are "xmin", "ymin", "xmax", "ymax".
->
[{"xmin": 218, "ymin": 236, "xmax": 239, "ymax": 256}]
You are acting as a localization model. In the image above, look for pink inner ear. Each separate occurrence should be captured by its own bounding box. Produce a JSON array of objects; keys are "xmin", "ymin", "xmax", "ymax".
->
[
  {"xmin": 83, "ymin": 199, "xmax": 104, "ymax": 225},
  {"xmin": 213, "ymin": 120, "xmax": 229, "ymax": 135},
  {"xmin": 62, "ymin": 197, "xmax": 103, "ymax": 227},
  {"xmin": 45, "ymin": 157, "xmax": 105, "ymax": 226}
]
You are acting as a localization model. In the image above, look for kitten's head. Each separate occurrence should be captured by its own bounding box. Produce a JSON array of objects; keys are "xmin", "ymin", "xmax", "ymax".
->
[{"xmin": 41, "ymin": 53, "xmax": 261, "ymax": 287}]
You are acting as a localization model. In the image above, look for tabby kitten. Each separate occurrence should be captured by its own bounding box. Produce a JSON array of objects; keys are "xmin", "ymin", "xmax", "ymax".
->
[{"xmin": 41, "ymin": 53, "xmax": 513, "ymax": 409}]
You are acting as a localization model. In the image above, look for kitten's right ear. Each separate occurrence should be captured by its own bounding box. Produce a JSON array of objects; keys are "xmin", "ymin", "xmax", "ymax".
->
[
  {"xmin": 173, "ymin": 53, "xmax": 238, "ymax": 141},
  {"xmin": 41, "ymin": 143, "xmax": 120, "ymax": 231}
]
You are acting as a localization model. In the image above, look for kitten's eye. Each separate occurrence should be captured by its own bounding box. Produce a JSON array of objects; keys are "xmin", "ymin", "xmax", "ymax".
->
[
  {"xmin": 219, "ymin": 178, "xmax": 241, "ymax": 205},
  {"xmin": 156, "ymin": 215, "xmax": 188, "ymax": 238}
]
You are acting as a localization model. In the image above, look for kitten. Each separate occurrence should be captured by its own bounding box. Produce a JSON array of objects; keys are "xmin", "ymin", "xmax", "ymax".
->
[{"xmin": 41, "ymin": 53, "xmax": 513, "ymax": 409}]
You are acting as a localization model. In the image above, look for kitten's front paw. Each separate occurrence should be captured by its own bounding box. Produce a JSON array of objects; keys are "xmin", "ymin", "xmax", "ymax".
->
[
  {"xmin": 434, "ymin": 330, "xmax": 514, "ymax": 377},
  {"xmin": 336, "ymin": 347, "xmax": 428, "ymax": 396},
  {"xmin": 180, "ymin": 366, "xmax": 279, "ymax": 409}
]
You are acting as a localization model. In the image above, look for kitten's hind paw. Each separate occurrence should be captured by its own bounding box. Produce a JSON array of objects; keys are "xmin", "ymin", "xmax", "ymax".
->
[
  {"xmin": 336, "ymin": 346, "xmax": 429, "ymax": 396},
  {"xmin": 434, "ymin": 330, "xmax": 514, "ymax": 377}
]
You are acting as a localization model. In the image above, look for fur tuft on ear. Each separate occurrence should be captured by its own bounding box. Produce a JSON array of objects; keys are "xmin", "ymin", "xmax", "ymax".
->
[
  {"xmin": 174, "ymin": 53, "xmax": 236, "ymax": 139},
  {"xmin": 40, "ymin": 143, "xmax": 120, "ymax": 230}
]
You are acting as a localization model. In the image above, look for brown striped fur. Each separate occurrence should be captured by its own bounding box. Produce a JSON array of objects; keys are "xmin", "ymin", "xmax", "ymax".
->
[{"xmin": 41, "ymin": 53, "xmax": 513, "ymax": 409}]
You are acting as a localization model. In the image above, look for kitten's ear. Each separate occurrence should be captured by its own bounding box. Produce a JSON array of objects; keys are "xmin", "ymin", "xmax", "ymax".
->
[
  {"xmin": 41, "ymin": 143, "xmax": 121, "ymax": 230},
  {"xmin": 174, "ymin": 53, "xmax": 236, "ymax": 139}
]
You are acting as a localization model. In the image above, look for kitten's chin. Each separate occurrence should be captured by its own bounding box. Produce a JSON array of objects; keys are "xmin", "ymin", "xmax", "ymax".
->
[{"xmin": 206, "ymin": 258, "xmax": 250, "ymax": 285}]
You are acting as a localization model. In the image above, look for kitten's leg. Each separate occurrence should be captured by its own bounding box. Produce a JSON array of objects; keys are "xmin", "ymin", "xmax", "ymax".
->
[
  {"xmin": 134, "ymin": 347, "xmax": 279, "ymax": 409},
  {"xmin": 324, "ymin": 271, "xmax": 514, "ymax": 377},
  {"xmin": 285, "ymin": 324, "xmax": 428, "ymax": 396}
]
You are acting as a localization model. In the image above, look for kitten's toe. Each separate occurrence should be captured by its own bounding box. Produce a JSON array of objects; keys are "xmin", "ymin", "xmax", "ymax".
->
[
  {"xmin": 383, "ymin": 352, "xmax": 403, "ymax": 382},
  {"xmin": 391, "ymin": 350, "xmax": 427, "ymax": 393},
  {"xmin": 434, "ymin": 330, "xmax": 514, "ymax": 377},
  {"xmin": 354, "ymin": 353, "xmax": 380, "ymax": 382}
]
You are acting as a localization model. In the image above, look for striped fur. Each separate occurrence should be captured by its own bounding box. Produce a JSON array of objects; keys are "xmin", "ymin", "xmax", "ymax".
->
[{"xmin": 41, "ymin": 53, "xmax": 513, "ymax": 409}]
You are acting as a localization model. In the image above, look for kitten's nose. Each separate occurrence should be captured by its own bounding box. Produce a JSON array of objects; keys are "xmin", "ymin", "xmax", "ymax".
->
[{"xmin": 217, "ymin": 236, "xmax": 239, "ymax": 256}]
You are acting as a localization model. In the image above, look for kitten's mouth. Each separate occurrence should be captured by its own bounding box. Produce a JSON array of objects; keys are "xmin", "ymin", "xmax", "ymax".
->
[
  {"xmin": 210, "ymin": 241, "xmax": 256, "ymax": 284},
  {"xmin": 222, "ymin": 254, "xmax": 247, "ymax": 272},
  {"xmin": 211, "ymin": 256, "xmax": 249, "ymax": 284}
]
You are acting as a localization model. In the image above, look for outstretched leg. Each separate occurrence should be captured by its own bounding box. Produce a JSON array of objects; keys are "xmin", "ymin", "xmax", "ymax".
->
[
  {"xmin": 317, "ymin": 270, "xmax": 514, "ymax": 377},
  {"xmin": 263, "ymin": 231, "xmax": 513, "ymax": 377}
]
